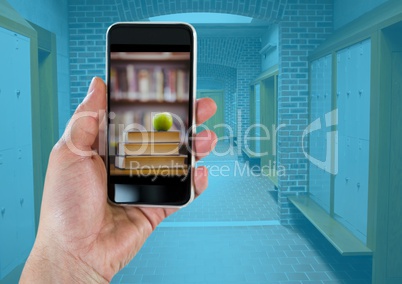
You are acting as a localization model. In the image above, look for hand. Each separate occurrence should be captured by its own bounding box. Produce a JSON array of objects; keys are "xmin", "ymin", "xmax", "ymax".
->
[{"xmin": 20, "ymin": 77, "xmax": 217, "ymax": 283}]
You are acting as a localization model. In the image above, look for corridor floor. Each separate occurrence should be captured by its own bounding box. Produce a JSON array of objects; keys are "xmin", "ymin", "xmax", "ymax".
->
[{"xmin": 111, "ymin": 142, "xmax": 372, "ymax": 284}]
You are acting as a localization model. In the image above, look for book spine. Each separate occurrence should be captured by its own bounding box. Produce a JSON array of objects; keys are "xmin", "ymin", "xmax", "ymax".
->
[
  {"xmin": 116, "ymin": 156, "xmax": 186, "ymax": 169},
  {"xmin": 138, "ymin": 69, "xmax": 150, "ymax": 101},
  {"xmin": 124, "ymin": 131, "xmax": 181, "ymax": 143},
  {"xmin": 155, "ymin": 67, "xmax": 164, "ymax": 101},
  {"xmin": 118, "ymin": 67, "xmax": 129, "ymax": 99},
  {"xmin": 168, "ymin": 69, "xmax": 177, "ymax": 102},
  {"xmin": 110, "ymin": 67, "xmax": 118, "ymax": 99},
  {"xmin": 127, "ymin": 64, "xmax": 137, "ymax": 100},
  {"xmin": 177, "ymin": 69, "xmax": 184, "ymax": 101}
]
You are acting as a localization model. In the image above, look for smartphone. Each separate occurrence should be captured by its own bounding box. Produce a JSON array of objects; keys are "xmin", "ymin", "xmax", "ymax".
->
[{"xmin": 106, "ymin": 23, "xmax": 197, "ymax": 207}]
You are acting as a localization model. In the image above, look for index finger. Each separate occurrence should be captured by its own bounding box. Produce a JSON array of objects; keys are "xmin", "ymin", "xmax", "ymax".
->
[{"xmin": 196, "ymin": 98, "xmax": 217, "ymax": 125}]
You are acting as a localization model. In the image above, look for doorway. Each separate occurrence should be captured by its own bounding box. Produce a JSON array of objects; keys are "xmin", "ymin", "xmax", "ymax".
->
[
  {"xmin": 371, "ymin": 21, "xmax": 402, "ymax": 283},
  {"xmin": 0, "ymin": 16, "xmax": 58, "ymax": 282},
  {"xmin": 29, "ymin": 21, "xmax": 59, "ymax": 182},
  {"xmin": 388, "ymin": 49, "xmax": 402, "ymax": 279},
  {"xmin": 250, "ymin": 69, "xmax": 278, "ymax": 185},
  {"xmin": 197, "ymin": 90, "xmax": 225, "ymax": 138}
]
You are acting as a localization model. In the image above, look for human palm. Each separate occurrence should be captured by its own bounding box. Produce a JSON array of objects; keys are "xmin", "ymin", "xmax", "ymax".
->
[{"xmin": 21, "ymin": 77, "xmax": 217, "ymax": 283}]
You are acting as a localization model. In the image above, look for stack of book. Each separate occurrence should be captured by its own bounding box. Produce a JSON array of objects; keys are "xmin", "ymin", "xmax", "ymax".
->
[{"xmin": 113, "ymin": 130, "xmax": 188, "ymax": 176}]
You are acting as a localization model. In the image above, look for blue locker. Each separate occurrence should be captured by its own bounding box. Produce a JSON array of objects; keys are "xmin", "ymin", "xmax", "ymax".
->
[
  {"xmin": 0, "ymin": 149, "xmax": 19, "ymax": 279},
  {"xmin": 336, "ymin": 52, "xmax": 346, "ymax": 135},
  {"xmin": 335, "ymin": 136, "xmax": 357, "ymax": 220},
  {"xmin": 345, "ymin": 46, "xmax": 358, "ymax": 138},
  {"xmin": 14, "ymin": 35, "xmax": 32, "ymax": 143},
  {"xmin": 356, "ymin": 39, "xmax": 371, "ymax": 141},
  {"xmin": 16, "ymin": 144, "xmax": 35, "ymax": 260},
  {"xmin": 334, "ymin": 39, "xmax": 371, "ymax": 244},
  {"xmin": 0, "ymin": 27, "xmax": 34, "ymax": 279},
  {"xmin": 309, "ymin": 54, "xmax": 332, "ymax": 213},
  {"xmin": 0, "ymin": 28, "xmax": 16, "ymax": 151},
  {"xmin": 353, "ymin": 138, "xmax": 370, "ymax": 242}
]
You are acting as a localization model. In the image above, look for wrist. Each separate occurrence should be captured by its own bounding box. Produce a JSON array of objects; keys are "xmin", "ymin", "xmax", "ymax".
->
[{"xmin": 20, "ymin": 242, "xmax": 108, "ymax": 284}]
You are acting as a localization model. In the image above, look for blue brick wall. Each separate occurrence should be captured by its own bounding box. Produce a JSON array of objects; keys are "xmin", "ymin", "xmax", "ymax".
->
[
  {"xmin": 261, "ymin": 24, "xmax": 279, "ymax": 71},
  {"xmin": 277, "ymin": 0, "xmax": 333, "ymax": 224},
  {"xmin": 197, "ymin": 37, "xmax": 261, "ymax": 142},
  {"xmin": 197, "ymin": 63, "xmax": 237, "ymax": 137},
  {"xmin": 113, "ymin": 0, "xmax": 287, "ymax": 22},
  {"xmin": 67, "ymin": 0, "xmax": 287, "ymax": 113},
  {"xmin": 69, "ymin": 0, "xmax": 119, "ymax": 111},
  {"xmin": 236, "ymin": 37, "xmax": 261, "ymax": 147},
  {"xmin": 68, "ymin": 1, "xmax": 263, "ymax": 143}
]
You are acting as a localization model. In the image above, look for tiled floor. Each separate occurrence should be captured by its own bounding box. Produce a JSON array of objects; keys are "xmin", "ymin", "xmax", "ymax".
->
[{"xmin": 112, "ymin": 142, "xmax": 372, "ymax": 284}]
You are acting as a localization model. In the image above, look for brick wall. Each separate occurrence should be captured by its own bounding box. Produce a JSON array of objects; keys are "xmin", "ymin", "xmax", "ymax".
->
[
  {"xmin": 68, "ymin": 0, "xmax": 286, "ymax": 113},
  {"xmin": 236, "ymin": 37, "xmax": 262, "ymax": 148},
  {"xmin": 199, "ymin": 37, "xmax": 262, "ymax": 142},
  {"xmin": 68, "ymin": 1, "xmax": 263, "ymax": 142},
  {"xmin": 69, "ymin": 0, "xmax": 119, "ymax": 111},
  {"xmin": 114, "ymin": 0, "xmax": 287, "ymax": 22},
  {"xmin": 197, "ymin": 37, "xmax": 261, "ymax": 139},
  {"xmin": 277, "ymin": 0, "xmax": 333, "ymax": 224},
  {"xmin": 198, "ymin": 63, "xmax": 237, "ymax": 136}
]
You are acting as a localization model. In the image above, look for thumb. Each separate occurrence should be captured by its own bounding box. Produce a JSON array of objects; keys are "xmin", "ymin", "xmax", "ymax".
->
[{"xmin": 63, "ymin": 77, "xmax": 106, "ymax": 156}]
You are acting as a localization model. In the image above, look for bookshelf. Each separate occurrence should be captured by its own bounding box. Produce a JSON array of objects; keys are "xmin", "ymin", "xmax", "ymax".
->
[
  {"xmin": 110, "ymin": 99, "xmax": 189, "ymax": 105},
  {"xmin": 109, "ymin": 52, "xmax": 191, "ymax": 157},
  {"xmin": 110, "ymin": 52, "xmax": 190, "ymax": 102}
]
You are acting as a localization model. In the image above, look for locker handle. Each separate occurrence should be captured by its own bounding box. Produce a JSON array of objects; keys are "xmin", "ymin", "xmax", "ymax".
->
[
  {"xmin": 1, "ymin": 208, "xmax": 5, "ymax": 217},
  {"xmin": 20, "ymin": 198, "xmax": 24, "ymax": 206}
]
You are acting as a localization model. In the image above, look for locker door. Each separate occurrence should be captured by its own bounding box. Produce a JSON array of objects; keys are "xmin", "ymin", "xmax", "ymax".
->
[
  {"xmin": 335, "ymin": 50, "xmax": 348, "ymax": 219},
  {"xmin": 16, "ymin": 144, "xmax": 35, "ymax": 260},
  {"xmin": 336, "ymin": 136, "xmax": 355, "ymax": 219},
  {"xmin": 309, "ymin": 55, "xmax": 332, "ymax": 212},
  {"xmin": 356, "ymin": 39, "xmax": 371, "ymax": 141},
  {"xmin": 0, "ymin": 28, "xmax": 16, "ymax": 151},
  {"xmin": 0, "ymin": 27, "xmax": 19, "ymax": 280},
  {"xmin": 345, "ymin": 46, "xmax": 357, "ymax": 139},
  {"xmin": 14, "ymin": 35, "xmax": 32, "ymax": 143},
  {"xmin": 336, "ymin": 51, "xmax": 346, "ymax": 136},
  {"xmin": 354, "ymin": 138, "xmax": 369, "ymax": 243},
  {"xmin": 335, "ymin": 40, "xmax": 371, "ymax": 243},
  {"xmin": 347, "ymin": 136, "xmax": 361, "ymax": 225},
  {"xmin": 13, "ymin": 34, "xmax": 35, "ymax": 261},
  {"xmin": 323, "ymin": 56, "xmax": 332, "ymax": 112},
  {"xmin": 0, "ymin": 28, "xmax": 34, "ymax": 278},
  {"xmin": 0, "ymin": 149, "xmax": 19, "ymax": 278}
]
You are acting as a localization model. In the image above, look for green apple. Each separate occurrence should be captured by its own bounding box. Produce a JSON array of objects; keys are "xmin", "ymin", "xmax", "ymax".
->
[{"xmin": 153, "ymin": 112, "xmax": 173, "ymax": 131}]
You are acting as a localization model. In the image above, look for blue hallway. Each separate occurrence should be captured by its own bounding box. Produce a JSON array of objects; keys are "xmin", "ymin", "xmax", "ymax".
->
[{"xmin": 111, "ymin": 142, "xmax": 372, "ymax": 284}]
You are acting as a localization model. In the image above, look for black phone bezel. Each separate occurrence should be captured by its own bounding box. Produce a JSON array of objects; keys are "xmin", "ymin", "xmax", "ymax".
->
[{"xmin": 106, "ymin": 23, "xmax": 195, "ymax": 206}]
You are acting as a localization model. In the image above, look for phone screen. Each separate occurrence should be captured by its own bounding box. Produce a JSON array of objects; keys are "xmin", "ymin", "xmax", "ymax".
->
[{"xmin": 106, "ymin": 24, "xmax": 195, "ymax": 206}]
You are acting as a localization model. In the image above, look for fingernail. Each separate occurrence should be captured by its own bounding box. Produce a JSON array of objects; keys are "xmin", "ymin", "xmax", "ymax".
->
[{"xmin": 88, "ymin": 77, "xmax": 97, "ymax": 94}]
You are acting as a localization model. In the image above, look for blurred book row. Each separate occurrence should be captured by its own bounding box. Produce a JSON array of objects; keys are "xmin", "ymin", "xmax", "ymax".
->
[{"xmin": 110, "ymin": 65, "xmax": 189, "ymax": 101}]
